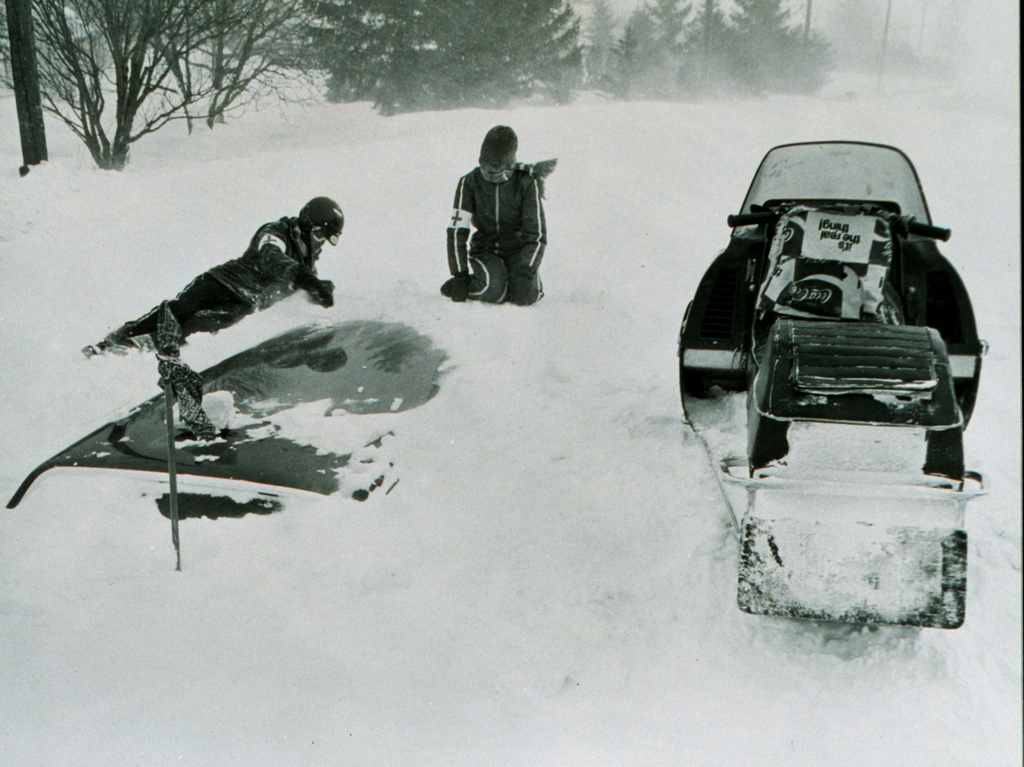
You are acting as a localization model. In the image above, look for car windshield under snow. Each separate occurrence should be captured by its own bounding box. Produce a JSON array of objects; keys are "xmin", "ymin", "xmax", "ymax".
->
[{"xmin": 741, "ymin": 143, "xmax": 930, "ymax": 222}]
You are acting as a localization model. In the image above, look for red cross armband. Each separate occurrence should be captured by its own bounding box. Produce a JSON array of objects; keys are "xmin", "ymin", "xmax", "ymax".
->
[{"xmin": 449, "ymin": 208, "xmax": 472, "ymax": 230}]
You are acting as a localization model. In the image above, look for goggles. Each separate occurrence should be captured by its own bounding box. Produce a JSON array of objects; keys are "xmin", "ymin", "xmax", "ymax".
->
[
  {"xmin": 481, "ymin": 163, "xmax": 514, "ymax": 184},
  {"xmin": 312, "ymin": 226, "xmax": 341, "ymax": 247}
]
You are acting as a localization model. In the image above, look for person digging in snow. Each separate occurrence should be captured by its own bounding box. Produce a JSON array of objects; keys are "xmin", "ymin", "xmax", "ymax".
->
[
  {"xmin": 82, "ymin": 196, "xmax": 344, "ymax": 357},
  {"xmin": 441, "ymin": 126, "xmax": 556, "ymax": 306}
]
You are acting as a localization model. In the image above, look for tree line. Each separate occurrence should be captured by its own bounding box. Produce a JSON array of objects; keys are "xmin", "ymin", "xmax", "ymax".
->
[
  {"xmin": 3, "ymin": 0, "xmax": 834, "ymax": 171},
  {"xmin": 585, "ymin": 0, "xmax": 830, "ymax": 99},
  {"xmin": 306, "ymin": 0, "xmax": 583, "ymax": 115}
]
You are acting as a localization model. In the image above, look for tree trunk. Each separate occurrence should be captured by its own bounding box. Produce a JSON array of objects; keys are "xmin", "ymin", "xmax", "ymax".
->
[{"xmin": 5, "ymin": 0, "xmax": 48, "ymax": 171}]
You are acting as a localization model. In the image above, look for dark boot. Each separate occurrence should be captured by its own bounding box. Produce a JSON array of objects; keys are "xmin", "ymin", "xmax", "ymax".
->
[{"xmin": 81, "ymin": 329, "xmax": 156, "ymax": 358}]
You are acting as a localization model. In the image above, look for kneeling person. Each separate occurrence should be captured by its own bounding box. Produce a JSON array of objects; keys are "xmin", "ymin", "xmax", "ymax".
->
[
  {"xmin": 83, "ymin": 197, "xmax": 344, "ymax": 356},
  {"xmin": 441, "ymin": 126, "xmax": 555, "ymax": 306}
]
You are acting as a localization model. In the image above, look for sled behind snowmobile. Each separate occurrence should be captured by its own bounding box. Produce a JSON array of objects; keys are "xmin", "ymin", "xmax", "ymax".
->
[
  {"xmin": 678, "ymin": 143, "xmax": 986, "ymax": 629},
  {"xmin": 732, "ymin": 318, "xmax": 982, "ymax": 628}
]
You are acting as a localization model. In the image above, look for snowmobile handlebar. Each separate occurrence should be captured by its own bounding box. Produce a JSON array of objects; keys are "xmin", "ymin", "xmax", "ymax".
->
[
  {"xmin": 904, "ymin": 219, "xmax": 951, "ymax": 241},
  {"xmin": 727, "ymin": 210, "xmax": 951, "ymax": 241},
  {"xmin": 727, "ymin": 212, "xmax": 775, "ymax": 228}
]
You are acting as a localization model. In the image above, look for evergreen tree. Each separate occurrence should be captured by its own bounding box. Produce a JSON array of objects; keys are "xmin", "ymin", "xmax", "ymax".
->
[
  {"xmin": 522, "ymin": 0, "xmax": 585, "ymax": 102},
  {"xmin": 678, "ymin": 0, "xmax": 736, "ymax": 95},
  {"xmin": 311, "ymin": 0, "xmax": 582, "ymax": 114},
  {"xmin": 306, "ymin": 0, "xmax": 394, "ymax": 103},
  {"xmin": 366, "ymin": 0, "xmax": 440, "ymax": 114},
  {"xmin": 730, "ymin": 0, "xmax": 791, "ymax": 44},
  {"xmin": 612, "ymin": 7, "xmax": 660, "ymax": 98},
  {"xmin": 485, "ymin": 0, "xmax": 582, "ymax": 104},
  {"xmin": 612, "ymin": 1, "xmax": 689, "ymax": 99},
  {"xmin": 648, "ymin": 0, "xmax": 689, "ymax": 57},
  {"xmin": 583, "ymin": 0, "xmax": 618, "ymax": 90},
  {"xmin": 729, "ymin": 0, "xmax": 792, "ymax": 93},
  {"xmin": 729, "ymin": 0, "xmax": 829, "ymax": 93}
]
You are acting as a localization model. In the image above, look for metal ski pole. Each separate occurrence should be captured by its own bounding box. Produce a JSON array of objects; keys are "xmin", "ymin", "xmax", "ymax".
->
[{"xmin": 163, "ymin": 376, "xmax": 182, "ymax": 571}]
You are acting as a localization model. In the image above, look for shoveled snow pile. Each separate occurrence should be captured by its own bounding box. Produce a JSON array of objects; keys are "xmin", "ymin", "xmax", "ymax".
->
[{"xmin": 0, "ymin": 72, "xmax": 1020, "ymax": 766}]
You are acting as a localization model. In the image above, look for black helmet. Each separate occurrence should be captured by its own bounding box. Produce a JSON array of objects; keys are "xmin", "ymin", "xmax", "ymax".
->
[
  {"xmin": 299, "ymin": 196, "xmax": 344, "ymax": 246},
  {"xmin": 479, "ymin": 125, "xmax": 517, "ymax": 167}
]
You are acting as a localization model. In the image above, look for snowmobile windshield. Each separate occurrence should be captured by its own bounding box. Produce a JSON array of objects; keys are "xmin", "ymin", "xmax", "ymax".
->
[{"xmin": 739, "ymin": 142, "xmax": 931, "ymax": 223}]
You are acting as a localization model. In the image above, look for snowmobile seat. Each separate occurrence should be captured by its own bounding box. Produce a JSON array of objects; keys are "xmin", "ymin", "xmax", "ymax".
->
[
  {"xmin": 748, "ymin": 319, "xmax": 964, "ymax": 479},
  {"xmin": 790, "ymin": 321, "xmax": 937, "ymax": 394}
]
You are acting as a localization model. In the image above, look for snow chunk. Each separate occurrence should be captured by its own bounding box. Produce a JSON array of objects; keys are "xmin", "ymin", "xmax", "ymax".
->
[
  {"xmin": 202, "ymin": 390, "xmax": 236, "ymax": 430},
  {"xmin": 786, "ymin": 421, "xmax": 929, "ymax": 474}
]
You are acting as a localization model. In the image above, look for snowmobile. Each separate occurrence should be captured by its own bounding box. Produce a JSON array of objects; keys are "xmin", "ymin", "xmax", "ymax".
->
[{"xmin": 678, "ymin": 142, "xmax": 986, "ymax": 629}]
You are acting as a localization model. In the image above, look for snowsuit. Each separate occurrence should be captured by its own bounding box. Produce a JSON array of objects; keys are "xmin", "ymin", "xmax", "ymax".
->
[
  {"xmin": 445, "ymin": 167, "xmax": 547, "ymax": 305},
  {"xmin": 106, "ymin": 217, "xmax": 333, "ymax": 344}
]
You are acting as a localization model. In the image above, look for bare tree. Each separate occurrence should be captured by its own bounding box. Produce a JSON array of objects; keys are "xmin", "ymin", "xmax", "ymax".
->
[
  {"xmin": 160, "ymin": 0, "xmax": 310, "ymax": 133},
  {"xmin": 202, "ymin": 0, "xmax": 309, "ymax": 129},
  {"xmin": 31, "ymin": 0, "xmax": 227, "ymax": 169}
]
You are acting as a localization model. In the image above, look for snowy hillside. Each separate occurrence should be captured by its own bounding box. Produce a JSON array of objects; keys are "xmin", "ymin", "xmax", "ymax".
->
[{"xmin": 1, "ymin": 73, "xmax": 1020, "ymax": 766}]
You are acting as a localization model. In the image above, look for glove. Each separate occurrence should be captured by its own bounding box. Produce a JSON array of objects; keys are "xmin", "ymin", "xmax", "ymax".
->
[
  {"xmin": 308, "ymin": 279, "xmax": 335, "ymax": 308},
  {"xmin": 296, "ymin": 268, "xmax": 335, "ymax": 307},
  {"xmin": 442, "ymin": 272, "xmax": 472, "ymax": 302}
]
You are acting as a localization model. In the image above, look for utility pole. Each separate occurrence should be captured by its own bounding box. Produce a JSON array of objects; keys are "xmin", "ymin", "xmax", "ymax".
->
[
  {"xmin": 804, "ymin": 0, "xmax": 813, "ymax": 43},
  {"xmin": 5, "ymin": 0, "xmax": 48, "ymax": 176},
  {"xmin": 876, "ymin": 0, "xmax": 894, "ymax": 92},
  {"xmin": 917, "ymin": 0, "xmax": 928, "ymax": 57}
]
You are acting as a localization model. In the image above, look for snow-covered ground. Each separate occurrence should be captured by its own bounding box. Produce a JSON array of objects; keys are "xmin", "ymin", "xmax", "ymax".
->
[{"xmin": 1, "ymin": 71, "xmax": 1020, "ymax": 765}]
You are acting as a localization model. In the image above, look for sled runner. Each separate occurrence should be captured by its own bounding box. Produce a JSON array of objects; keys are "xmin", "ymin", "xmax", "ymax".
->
[{"xmin": 678, "ymin": 142, "xmax": 986, "ymax": 629}]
